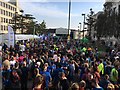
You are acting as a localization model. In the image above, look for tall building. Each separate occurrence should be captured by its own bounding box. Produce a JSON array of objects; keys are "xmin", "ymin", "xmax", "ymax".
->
[{"xmin": 0, "ymin": 0, "xmax": 20, "ymax": 34}]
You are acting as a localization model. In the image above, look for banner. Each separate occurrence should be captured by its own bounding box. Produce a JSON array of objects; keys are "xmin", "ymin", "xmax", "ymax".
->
[{"xmin": 8, "ymin": 25, "xmax": 14, "ymax": 47}]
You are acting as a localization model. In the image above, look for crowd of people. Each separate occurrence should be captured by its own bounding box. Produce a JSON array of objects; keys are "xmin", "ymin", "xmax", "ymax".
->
[{"xmin": 1, "ymin": 37, "xmax": 120, "ymax": 90}]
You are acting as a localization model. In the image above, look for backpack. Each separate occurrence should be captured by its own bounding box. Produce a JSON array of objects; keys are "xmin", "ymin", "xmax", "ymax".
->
[{"xmin": 11, "ymin": 69, "xmax": 20, "ymax": 83}]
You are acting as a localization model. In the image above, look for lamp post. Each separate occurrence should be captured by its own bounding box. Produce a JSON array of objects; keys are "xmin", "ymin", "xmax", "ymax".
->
[
  {"xmin": 33, "ymin": 21, "xmax": 37, "ymax": 39},
  {"xmin": 79, "ymin": 22, "xmax": 81, "ymax": 39},
  {"xmin": 78, "ymin": 26, "xmax": 79, "ymax": 39},
  {"xmin": 20, "ymin": 10, "xmax": 24, "ymax": 34},
  {"xmin": 14, "ymin": 11, "xmax": 18, "ymax": 45},
  {"xmin": 82, "ymin": 14, "xmax": 85, "ymax": 39},
  {"xmin": 67, "ymin": 0, "xmax": 71, "ymax": 42},
  {"xmin": 14, "ymin": 12, "xmax": 18, "ymax": 34},
  {"xmin": 89, "ymin": 8, "xmax": 94, "ymax": 40}
]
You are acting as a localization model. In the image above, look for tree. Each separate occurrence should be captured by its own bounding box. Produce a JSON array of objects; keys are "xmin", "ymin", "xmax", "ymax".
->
[
  {"xmin": 95, "ymin": 12, "xmax": 106, "ymax": 39},
  {"xmin": 11, "ymin": 13, "xmax": 35, "ymax": 34},
  {"xmin": 25, "ymin": 20, "xmax": 36, "ymax": 34},
  {"xmin": 95, "ymin": 7, "xmax": 120, "ymax": 39},
  {"xmin": 36, "ymin": 20, "xmax": 47, "ymax": 35}
]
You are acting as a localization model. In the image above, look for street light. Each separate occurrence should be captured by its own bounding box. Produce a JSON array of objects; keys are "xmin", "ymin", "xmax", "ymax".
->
[
  {"xmin": 82, "ymin": 14, "xmax": 85, "ymax": 39},
  {"xmin": 79, "ymin": 22, "xmax": 81, "ymax": 39},
  {"xmin": 33, "ymin": 21, "xmax": 38, "ymax": 39},
  {"xmin": 67, "ymin": 0, "xmax": 71, "ymax": 42},
  {"xmin": 14, "ymin": 11, "xmax": 18, "ymax": 45},
  {"xmin": 20, "ymin": 10, "xmax": 24, "ymax": 34},
  {"xmin": 89, "ymin": 8, "xmax": 94, "ymax": 40}
]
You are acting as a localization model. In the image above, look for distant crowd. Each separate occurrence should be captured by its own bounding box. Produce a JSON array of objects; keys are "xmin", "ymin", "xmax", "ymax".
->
[{"xmin": 1, "ymin": 37, "xmax": 120, "ymax": 90}]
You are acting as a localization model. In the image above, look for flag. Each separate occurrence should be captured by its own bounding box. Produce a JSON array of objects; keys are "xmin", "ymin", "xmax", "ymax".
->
[{"xmin": 8, "ymin": 25, "xmax": 14, "ymax": 47}]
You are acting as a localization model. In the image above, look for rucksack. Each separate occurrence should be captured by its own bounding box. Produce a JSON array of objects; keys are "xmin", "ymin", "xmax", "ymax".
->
[{"xmin": 11, "ymin": 69, "xmax": 20, "ymax": 83}]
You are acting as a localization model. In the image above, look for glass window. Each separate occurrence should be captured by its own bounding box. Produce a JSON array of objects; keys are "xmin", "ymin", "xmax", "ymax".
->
[
  {"xmin": 1, "ymin": 17, "xmax": 3, "ymax": 23},
  {"xmin": 6, "ymin": 11, "xmax": 8, "ymax": 16},
  {"xmin": 9, "ymin": 5, "xmax": 10, "ymax": 9},
  {"xmin": 9, "ymin": 12, "xmax": 10, "ymax": 16},
  {"xmin": 1, "ymin": 25, "xmax": 3, "ymax": 30},
  {"xmin": 9, "ymin": 19, "xmax": 12, "ymax": 23},
  {"xmin": 13, "ymin": 7, "xmax": 15, "ymax": 11},
  {"xmin": 11, "ymin": 6, "xmax": 12, "ymax": 10},
  {"xmin": 4, "ymin": 18, "xmax": 6, "ymax": 23},
  {"xmin": 1, "ymin": 2, "xmax": 3, "ymax": 6},
  {"xmin": 11, "ymin": 13, "xmax": 12, "ymax": 17},
  {"xmin": 9, "ymin": 19, "xmax": 10, "ymax": 23},
  {"xmin": 6, "ymin": 3, "xmax": 7, "ymax": 8},
  {"xmin": 3, "ymin": 10, "xmax": 5, "ymax": 15},
  {"xmin": 0, "ymin": 1, "xmax": 2, "ymax": 6},
  {"xmin": 1, "ymin": 9, "xmax": 3, "ymax": 14},
  {"xmin": 11, "ymin": 7, "xmax": 13, "ymax": 10},
  {"xmin": 3, "ymin": 2, "xmax": 5, "ymax": 7},
  {"xmin": 6, "ymin": 19, "xmax": 8, "ymax": 23},
  {"xmin": 4, "ymin": 25, "xmax": 6, "ymax": 30}
]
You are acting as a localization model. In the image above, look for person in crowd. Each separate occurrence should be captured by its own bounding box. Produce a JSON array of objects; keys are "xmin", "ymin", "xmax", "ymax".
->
[
  {"xmin": 2, "ymin": 37, "xmax": 120, "ymax": 90},
  {"xmin": 42, "ymin": 63, "xmax": 52, "ymax": 90},
  {"xmin": 2, "ymin": 60, "xmax": 11, "ymax": 90},
  {"xmin": 59, "ymin": 72, "xmax": 69, "ymax": 90},
  {"xmin": 110, "ymin": 64, "xmax": 119, "ymax": 84},
  {"xmin": 71, "ymin": 83, "xmax": 79, "ymax": 90},
  {"xmin": 99, "ymin": 74, "xmax": 111, "ymax": 89},
  {"xmin": 21, "ymin": 61, "xmax": 29, "ymax": 90},
  {"xmin": 33, "ymin": 75, "xmax": 44, "ymax": 90},
  {"xmin": 98, "ymin": 59, "xmax": 104, "ymax": 76},
  {"xmin": 107, "ymin": 83, "xmax": 115, "ymax": 90},
  {"xmin": 91, "ymin": 79, "xmax": 104, "ymax": 90},
  {"xmin": 79, "ymin": 80, "xmax": 86, "ymax": 90}
]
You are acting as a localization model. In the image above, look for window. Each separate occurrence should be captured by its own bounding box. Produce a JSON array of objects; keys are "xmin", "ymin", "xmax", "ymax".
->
[
  {"xmin": 11, "ymin": 7, "xmax": 13, "ymax": 10},
  {"xmin": 1, "ymin": 25, "xmax": 3, "ymax": 30},
  {"xmin": 3, "ymin": 10, "xmax": 5, "ymax": 15},
  {"xmin": 9, "ymin": 19, "xmax": 12, "ymax": 23},
  {"xmin": 6, "ymin": 19, "xmax": 8, "ymax": 23},
  {"xmin": 6, "ymin": 4, "xmax": 8, "ymax": 8},
  {"xmin": 6, "ymin": 11, "xmax": 8, "ymax": 16},
  {"xmin": 9, "ymin": 19, "xmax": 10, "ymax": 23},
  {"xmin": 15, "ymin": 8, "xmax": 16, "ymax": 11},
  {"xmin": 11, "ymin": 13, "xmax": 12, "ymax": 17},
  {"xmin": 1, "ymin": 9, "xmax": 2, "ymax": 14},
  {"xmin": 4, "ymin": 18, "xmax": 6, "ymax": 23},
  {"xmin": 13, "ymin": 7, "xmax": 15, "ymax": 11},
  {"xmin": 9, "ymin": 12, "xmax": 11, "ymax": 16},
  {"xmin": 10, "ymin": 6, "xmax": 12, "ymax": 10},
  {"xmin": 4, "ymin": 25, "xmax": 6, "ymax": 30},
  {"xmin": 1, "ymin": 2, "xmax": 3, "ymax": 6},
  {"xmin": 0, "ymin": 9, "xmax": 1, "ymax": 14},
  {"xmin": 3, "ymin": 2, "xmax": 5, "ymax": 7},
  {"xmin": 1, "ymin": 17, "xmax": 3, "ymax": 23},
  {"xmin": 0, "ymin": 1, "xmax": 2, "ymax": 6},
  {"xmin": 8, "ymin": 5, "xmax": 10, "ymax": 9}
]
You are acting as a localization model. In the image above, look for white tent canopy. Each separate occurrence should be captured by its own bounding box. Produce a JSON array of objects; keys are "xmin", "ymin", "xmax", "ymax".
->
[
  {"xmin": 0, "ymin": 34, "xmax": 40, "ymax": 44},
  {"xmin": 15, "ymin": 34, "xmax": 40, "ymax": 40}
]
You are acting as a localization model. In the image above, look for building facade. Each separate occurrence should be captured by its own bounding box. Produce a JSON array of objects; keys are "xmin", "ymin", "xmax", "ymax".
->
[{"xmin": 0, "ymin": 0, "xmax": 20, "ymax": 34}]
